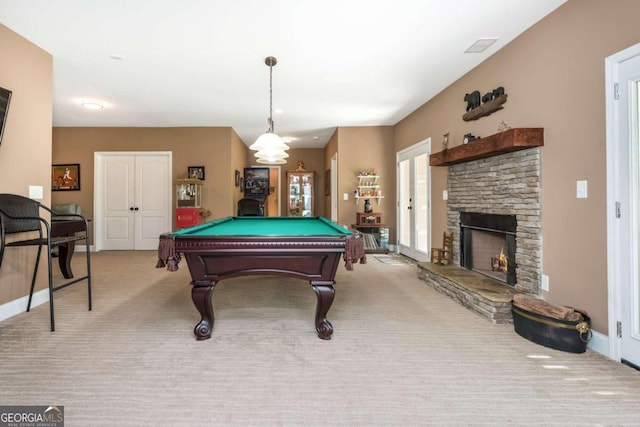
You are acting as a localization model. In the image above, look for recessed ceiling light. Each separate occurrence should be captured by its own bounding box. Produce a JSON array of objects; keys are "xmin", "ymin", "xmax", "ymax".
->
[
  {"xmin": 274, "ymin": 109, "xmax": 284, "ymax": 114},
  {"xmin": 312, "ymin": 136, "xmax": 319, "ymax": 140},
  {"xmin": 80, "ymin": 100, "xmax": 104, "ymax": 110},
  {"xmin": 465, "ymin": 38, "xmax": 498, "ymax": 53},
  {"xmin": 110, "ymin": 55, "xmax": 125, "ymax": 60}
]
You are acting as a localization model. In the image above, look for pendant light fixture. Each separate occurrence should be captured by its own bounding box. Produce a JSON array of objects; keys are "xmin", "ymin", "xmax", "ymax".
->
[{"xmin": 250, "ymin": 56, "xmax": 289, "ymax": 162}]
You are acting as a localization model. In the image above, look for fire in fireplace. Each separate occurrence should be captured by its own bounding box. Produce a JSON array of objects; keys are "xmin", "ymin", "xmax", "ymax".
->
[{"xmin": 460, "ymin": 212, "xmax": 517, "ymax": 285}]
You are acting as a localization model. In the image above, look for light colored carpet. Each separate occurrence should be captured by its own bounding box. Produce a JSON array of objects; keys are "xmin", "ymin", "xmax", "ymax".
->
[{"xmin": 0, "ymin": 250, "xmax": 639, "ymax": 426}]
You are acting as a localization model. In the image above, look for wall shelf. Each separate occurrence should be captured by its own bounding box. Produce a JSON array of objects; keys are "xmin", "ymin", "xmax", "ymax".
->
[
  {"xmin": 429, "ymin": 128, "xmax": 543, "ymax": 167},
  {"xmin": 355, "ymin": 173, "xmax": 384, "ymax": 204}
]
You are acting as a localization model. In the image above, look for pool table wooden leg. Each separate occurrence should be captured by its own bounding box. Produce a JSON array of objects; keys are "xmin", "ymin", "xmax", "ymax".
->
[
  {"xmin": 192, "ymin": 284, "xmax": 216, "ymax": 340},
  {"xmin": 312, "ymin": 283, "xmax": 335, "ymax": 340}
]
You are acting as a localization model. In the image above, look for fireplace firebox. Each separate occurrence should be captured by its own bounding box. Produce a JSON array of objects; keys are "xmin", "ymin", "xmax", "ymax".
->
[{"xmin": 460, "ymin": 212, "xmax": 517, "ymax": 285}]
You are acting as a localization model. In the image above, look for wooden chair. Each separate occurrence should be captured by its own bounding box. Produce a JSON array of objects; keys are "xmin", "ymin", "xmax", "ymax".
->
[
  {"xmin": 0, "ymin": 194, "xmax": 92, "ymax": 331},
  {"xmin": 431, "ymin": 231, "xmax": 453, "ymax": 265}
]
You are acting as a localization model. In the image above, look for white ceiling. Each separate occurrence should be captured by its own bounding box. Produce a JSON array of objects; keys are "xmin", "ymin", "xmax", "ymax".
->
[{"xmin": 0, "ymin": 0, "xmax": 566, "ymax": 148}]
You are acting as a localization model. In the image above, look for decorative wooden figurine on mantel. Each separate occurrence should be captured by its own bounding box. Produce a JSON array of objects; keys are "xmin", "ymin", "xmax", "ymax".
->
[{"xmin": 463, "ymin": 86, "xmax": 507, "ymax": 121}]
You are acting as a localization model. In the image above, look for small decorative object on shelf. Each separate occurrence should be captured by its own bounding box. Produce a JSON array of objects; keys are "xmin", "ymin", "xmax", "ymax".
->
[
  {"xmin": 442, "ymin": 133, "xmax": 449, "ymax": 150},
  {"xmin": 497, "ymin": 120, "xmax": 511, "ymax": 132},
  {"xmin": 463, "ymin": 86, "xmax": 508, "ymax": 121},
  {"xmin": 463, "ymin": 133, "xmax": 480, "ymax": 144},
  {"xmin": 464, "ymin": 90, "xmax": 481, "ymax": 111},
  {"xmin": 355, "ymin": 171, "xmax": 384, "ymax": 207}
]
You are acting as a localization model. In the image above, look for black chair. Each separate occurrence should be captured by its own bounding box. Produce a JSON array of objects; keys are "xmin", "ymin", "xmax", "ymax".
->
[
  {"xmin": 237, "ymin": 198, "xmax": 264, "ymax": 216},
  {"xmin": 0, "ymin": 194, "xmax": 91, "ymax": 331}
]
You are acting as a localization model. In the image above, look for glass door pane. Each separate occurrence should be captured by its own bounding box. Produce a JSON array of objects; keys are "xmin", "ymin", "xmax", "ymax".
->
[
  {"xmin": 415, "ymin": 153, "xmax": 429, "ymax": 253},
  {"xmin": 399, "ymin": 158, "xmax": 411, "ymax": 248}
]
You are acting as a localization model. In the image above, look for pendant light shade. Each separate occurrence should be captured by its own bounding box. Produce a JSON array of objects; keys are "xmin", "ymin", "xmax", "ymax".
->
[
  {"xmin": 254, "ymin": 148, "xmax": 289, "ymax": 159},
  {"xmin": 250, "ymin": 56, "xmax": 289, "ymax": 163},
  {"xmin": 256, "ymin": 157, "xmax": 287, "ymax": 165},
  {"xmin": 250, "ymin": 131, "xmax": 289, "ymax": 152}
]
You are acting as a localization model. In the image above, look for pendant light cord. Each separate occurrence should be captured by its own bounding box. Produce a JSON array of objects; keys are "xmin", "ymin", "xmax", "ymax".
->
[{"xmin": 268, "ymin": 63, "xmax": 274, "ymax": 133}]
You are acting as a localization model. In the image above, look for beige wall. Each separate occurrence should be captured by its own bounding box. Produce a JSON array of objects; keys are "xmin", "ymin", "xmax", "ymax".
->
[
  {"xmin": 334, "ymin": 127, "xmax": 396, "ymax": 239},
  {"xmin": 0, "ymin": 24, "xmax": 52, "ymax": 303},
  {"xmin": 52, "ymin": 127, "xmax": 247, "ymax": 231},
  {"xmin": 394, "ymin": 0, "xmax": 640, "ymax": 334}
]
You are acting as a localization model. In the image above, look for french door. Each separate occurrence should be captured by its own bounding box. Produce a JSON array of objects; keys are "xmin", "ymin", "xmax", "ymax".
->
[
  {"xmin": 606, "ymin": 44, "xmax": 640, "ymax": 367},
  {"xmin": 397, "ymin": 139, "xmax": 431, "ymax": 261}
]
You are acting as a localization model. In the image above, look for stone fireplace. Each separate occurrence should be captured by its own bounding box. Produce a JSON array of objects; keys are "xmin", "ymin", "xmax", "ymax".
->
[
  {"xmin": 417, "ymin": 129, "xmax": 543, "ymax": 322},
  {"xmin": 447, "ymin": 147, "xmax": 542, "ymax": 294}
]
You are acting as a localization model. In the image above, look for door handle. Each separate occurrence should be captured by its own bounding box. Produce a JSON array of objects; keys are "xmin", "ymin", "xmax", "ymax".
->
[
  {"xmin": 134, "ymin": 207, "xmax": 139, "ymax": 211},
  {"xmin": 129, "ymin": 207, "xmax": 134, "ymax": 211}
]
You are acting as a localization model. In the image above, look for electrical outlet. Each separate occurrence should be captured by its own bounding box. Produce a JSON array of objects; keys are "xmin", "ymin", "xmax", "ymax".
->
[
  {"xmin": 541, "ymin": 274, "xmax": 549, "ymax": 292},
  {"xmin": 343, "ymin": 193, "xmax": 349, "ymax": 200}
]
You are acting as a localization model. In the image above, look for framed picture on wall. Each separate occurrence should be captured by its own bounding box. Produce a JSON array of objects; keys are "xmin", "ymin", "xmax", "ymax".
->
[
  {"xmin": 243, "ymin": 167, "xmax": 270, "ymax": 197},
  {"xmin": 325, "ymin": 169, "xmax": 330, "ymax": 196},
  {"xmin": 188, "ymin": 166, "xmax": 205, "ymax": 180},
  {"xmin": 52, "ymin": 164, "xmax": 81, "ymax": 191}
]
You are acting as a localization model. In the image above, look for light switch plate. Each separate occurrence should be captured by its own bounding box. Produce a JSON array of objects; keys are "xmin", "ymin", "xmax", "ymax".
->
[
  {"xmin": 442, "ymin": 190, "xmax": 448, "ymax": 200},
  {"xmin": 29, "ymin": 185, "xmax": 44, "ymax": 200},
  {"xmin": 576, "ymin": 180, "xmax": 588, "ymax": 199},
  {"xmin": 343, "ymin": 193, "xmax": 349, "ymax": 200}
]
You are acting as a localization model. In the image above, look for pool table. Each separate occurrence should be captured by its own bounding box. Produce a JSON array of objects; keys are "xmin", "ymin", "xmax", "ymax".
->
[{"xmin": 158, "ymin": 216, "xmax": 365, "ymax": 340}]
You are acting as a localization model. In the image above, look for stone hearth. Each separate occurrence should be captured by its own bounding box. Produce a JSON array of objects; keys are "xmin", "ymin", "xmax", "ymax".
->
[{"xmin": 417, "ymin": 262, "xmax": 520, "ymax": 324}]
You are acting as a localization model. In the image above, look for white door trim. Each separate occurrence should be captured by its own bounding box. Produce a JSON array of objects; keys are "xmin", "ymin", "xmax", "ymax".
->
[{"xmin": 605, "ymin": 42, "xmax": 640, "ymax": 362}]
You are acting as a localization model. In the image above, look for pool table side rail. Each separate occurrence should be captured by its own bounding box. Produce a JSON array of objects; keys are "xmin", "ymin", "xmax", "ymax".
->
[{"xmin": 157, "ymin": 232, "xmax": 365, "ymax": 272}]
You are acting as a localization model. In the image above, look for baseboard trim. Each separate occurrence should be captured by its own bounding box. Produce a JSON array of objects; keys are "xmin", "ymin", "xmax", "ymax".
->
[
  {"xmin": 587, "ymin": 329, "xmax": 609, "ymax": 357},
  {"xmin": 0, "ymin": 289, "xmax": 49, "ymax": 322}
]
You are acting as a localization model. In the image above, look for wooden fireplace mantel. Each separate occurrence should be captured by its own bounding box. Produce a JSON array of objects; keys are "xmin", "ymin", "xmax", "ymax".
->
[{"xmin": 429, "ymin": 128, "xmax": 544, "ymax": 166}]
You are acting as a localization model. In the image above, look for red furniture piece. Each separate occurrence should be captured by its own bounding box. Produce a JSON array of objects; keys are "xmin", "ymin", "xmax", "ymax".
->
[{"xmin": 176, "ymin": 207, "xmax": 203, "ymax": 229}]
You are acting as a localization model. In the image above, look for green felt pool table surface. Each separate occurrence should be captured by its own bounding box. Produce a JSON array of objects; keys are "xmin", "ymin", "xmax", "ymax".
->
[{"xmin": 173, "ymin": 216, "xmax": 353, "ymax": 237}]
